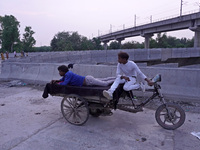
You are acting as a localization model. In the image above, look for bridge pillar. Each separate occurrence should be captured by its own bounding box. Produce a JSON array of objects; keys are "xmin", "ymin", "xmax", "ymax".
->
[
  {"xmin": 141, "ymin": 33, "xmax": 154, "ymax": 49},
  {"xmin": 189, "ymin": 26, "xmax": 200, "ymax": 47},
  {"xmin": 103, "ymin": 41, "xmax": 108, "ymax": 50},
  {"xmin": 116, "ymin": 38, "xmax": 125, "ymax": 48}
]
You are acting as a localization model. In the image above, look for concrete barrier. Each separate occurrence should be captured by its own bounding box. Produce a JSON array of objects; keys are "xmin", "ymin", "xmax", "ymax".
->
[
  {"xmin": 189, "ymin": 48, "xmax": 200, "ymax": 57},
  {"xmin": 0, "ymin": 62, "xmax": 11, "ymax": 79},
  {"xmin": 0, "ymin": 62, "xmax": 199, "ymax": 101},
  {"xmin": 134, "ymin": 49, "xmax": 148, "ymax": 61},
  {"xmin": 19, "ymin": 63, "xmax": 40, "ymax": 82},
  {"xmin": 0, "ymin": 63, "xmax": 60, "ymax": 84},
  {"xmin": 36, "ymin": 64, "xmax": 56, "ymax": 83},
  {"xmin": 8, "ymin": 63, "xmax": 24, "ymax": 79},
  {"xmin": 149, "ymin": 49, "xmax": 161, "ymax": 60},
  {"xmin": 72, "ymin": 64, "xmax": 117, "ymax": 78},
  {"xmin": 140, "ymin": 67, "xmax": 200, "ymax": 99},
  {"xmin": 161, "ymin": 48, "xmax": 172, "ymax": 61},
  {"xmin": 5, "ymin": 48, "xmax": 200, "ymax": 65}
]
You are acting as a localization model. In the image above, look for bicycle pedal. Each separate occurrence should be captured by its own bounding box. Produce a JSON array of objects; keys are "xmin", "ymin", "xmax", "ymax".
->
[{"xmin": 134, "ymin": 106, "xmax": 144, "ymax": 112}]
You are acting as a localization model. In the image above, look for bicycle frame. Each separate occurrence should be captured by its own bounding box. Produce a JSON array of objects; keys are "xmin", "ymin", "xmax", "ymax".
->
[{"xmin": 134, "ymin": 83, "xmax": 166, "ymax": 108}]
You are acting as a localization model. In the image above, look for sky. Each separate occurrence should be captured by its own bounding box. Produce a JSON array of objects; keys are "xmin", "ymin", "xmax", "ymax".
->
[{"xmin": 1, "ymin": 0, "xmax": 200, "ymax": 47}]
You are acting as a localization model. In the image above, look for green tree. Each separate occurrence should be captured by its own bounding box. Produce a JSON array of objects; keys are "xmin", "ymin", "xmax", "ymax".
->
[
  {"xmin": 0, "ymin": 15, "xmax": 21, "ymax": 52},
  {"xmin": 22, "ymin": 26, "xmax": 36, "ymax": 52},
  {"xmin": 32, "ymin": 46, "xmax": 51, "ymax": 52},
  {"xmin": 166, "ymin": 36, "xmax": 177, "ymax": 48},
  {"xmin": 151, "ymin": 33, "xmax": 194, "ymax": 48},
  {"xmin": 121, "ymin": 41, "xmax": 144, "ymax": 49},
  {"xmin": 121, "ymin": 41, "xmax": 133, "ymax": 49},
  {"xmin": 51, "ymin": 31, "xmax": 98, "ymax": 51},
  {"xmin": 70, "ymin": 32, "xmax": 81, "ymax": 50},
  {"xmin": 156, "ymin": 33, "xmax": 170, "ymax": 48},
  {"xmin": 92, "ymin": 37, "xmax": 103, "ymax": 50},
  {"xmin": 109, "ymin": 41, "xmax": 120, "ymax": 49},
  {"xmin": 149, "ymin": 38, "xmax": 158, "ymax": 48},
  {"xmin": 51, "ymin": 31, "xmax": 72, "ymax": 51},
  {"xmin": 184, "ymin": 37, "xmax": 194, "ymax": 47},
  {"xmin": 81, "ymin": 37, "xmax": 95, "ymax": 50}
]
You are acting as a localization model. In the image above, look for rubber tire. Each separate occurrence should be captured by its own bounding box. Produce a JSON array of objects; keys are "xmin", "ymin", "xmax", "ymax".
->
[
  {"xmin": 61, "ymin": 94, "xmax": 89, "ymax": 126},
  {"xmin": 89, "ymin": 109, "xmax": 102, "ymax": 117},
  {"xmin": 155, "ymin": 103, "xmax": 185, "ymax": 130},
  {"xmin": 89, "ymin": 103, "xmax": 103, "ymax": 117}
]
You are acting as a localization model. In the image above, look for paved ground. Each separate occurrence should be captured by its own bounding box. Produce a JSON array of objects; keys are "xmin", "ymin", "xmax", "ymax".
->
[{"xmin": 0, "ymin": 80, "xmax": 200, "ymax": 150}]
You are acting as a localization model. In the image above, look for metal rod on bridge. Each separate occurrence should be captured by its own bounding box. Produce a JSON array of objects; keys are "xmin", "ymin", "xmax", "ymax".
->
[
  {"xmin": 134, "ymin": 14, "xmax": 136, "ymax": 27},
  {"xmin": 180, "ymin": 0, "xmax": 183, "ymax": 16}
]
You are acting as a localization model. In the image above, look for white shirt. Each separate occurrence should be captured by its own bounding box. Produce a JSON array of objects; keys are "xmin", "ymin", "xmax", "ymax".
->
[{"xmin": 116, "ymin": 60, "xmax": 146, "ymax": 80}]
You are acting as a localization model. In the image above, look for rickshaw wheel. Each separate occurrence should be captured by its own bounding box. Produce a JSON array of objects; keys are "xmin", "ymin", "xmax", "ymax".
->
[
  {"xmin": 61, "ymin": 94, "xmax": 89, "ymax": 125},
  {"xmin": 155, "ymin": 103, "xmax": 185, "ymax": 130}
]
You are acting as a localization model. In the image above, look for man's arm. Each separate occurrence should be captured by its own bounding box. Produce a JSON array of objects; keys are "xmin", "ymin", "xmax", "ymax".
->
[
  {"xmin": 120, "ymin": 75, "xmax": 130, "ymax": 81},
  {"xmin": 116, "ymin": 63, "xmax": 122, "ymax": 78},
  {"xmin": 59, "ymin": 73, "xmax": 72, "ymax": 85},
  {"xmin": 50, "ymin": 80, "xmax": 60, "ymax": 84},
  {"xmin": 145, "ymin": 78, "xmax": 154, "ymax": 86},
  {"xmin": 51, "ymin": 76, "xmax": 64, "ymax": 84}
]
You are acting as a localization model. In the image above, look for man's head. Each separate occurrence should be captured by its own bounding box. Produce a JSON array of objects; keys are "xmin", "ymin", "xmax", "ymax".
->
[
  {"xmin": 118, "ymin": 51, "xmax": 129, "ymax": 64},
  {"xmin": 58, "ymin": 65, "xmax": 69, "ymax": 76}
]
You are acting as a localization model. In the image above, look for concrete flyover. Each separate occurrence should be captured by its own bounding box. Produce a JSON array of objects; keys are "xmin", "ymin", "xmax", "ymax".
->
[{"xmin": 99, "ymin": 12, "xmax": 200, "ymax": 49}]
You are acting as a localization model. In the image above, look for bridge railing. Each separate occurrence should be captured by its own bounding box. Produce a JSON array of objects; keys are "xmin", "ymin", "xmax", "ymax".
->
[{"xmin": 99, "ymin": 9, "xmax": 199, "ymax": 36}]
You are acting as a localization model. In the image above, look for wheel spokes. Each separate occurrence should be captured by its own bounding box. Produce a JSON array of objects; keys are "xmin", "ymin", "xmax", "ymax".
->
[
  {"xmin": 64, "ymin": 108, "xmax": 74, "ymax": 119},
  {"xmin": 61, "ymin": 95, "xmax": 89, "ymax": 125},
  {"xmin": 160, "ymin": 107, "xmax": 181, "ymax": 125}
]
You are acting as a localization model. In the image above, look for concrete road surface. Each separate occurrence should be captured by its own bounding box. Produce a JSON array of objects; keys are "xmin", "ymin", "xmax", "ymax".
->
[{"xmin": 0, "ymin": 80, "xmax": 200, "ymax": 150}]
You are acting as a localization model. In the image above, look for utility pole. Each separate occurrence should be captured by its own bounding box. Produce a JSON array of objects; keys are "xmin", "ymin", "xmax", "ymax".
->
[
  {"xmin": 195, "ymin": 1, "xmax": 200, "ymax": 12},
  {"xmin": 199, "ymin": 0, "xmax": 200, "ymax": 12},
  {"xmin": 199, "ymin": 2, "xmax": 200, "ymax": 12},
  {"xmin": 180, "ymin": 0, "xmax": 183, "ymax": 16},
  {"xmin": 150, "ymin": 15, "xmax": 152, "ymax": 23},
  {"xmin": 134, "ymin": 14, "xmax": 136, "ymax": 27}
]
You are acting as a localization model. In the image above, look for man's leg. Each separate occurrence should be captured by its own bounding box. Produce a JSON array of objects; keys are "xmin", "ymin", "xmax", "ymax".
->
[
  {"xmin": 123, "ymin": 77, "xmax": 140, "ymax": 102},
  {"xmin": 103, "ymin": 77, "xmax": 125, "ymax": 100},
  {"xmin": 123, "ymin": 77, "xmax": 140, "ymax": 91},
  {"xmin": 42, "ymin": 83, "xmax": 51, "ymax": 98},
  {"xmin": 85, "ymin": 75, "xmax": 114, "ymax": 86},
  {"xmin": 42, "ymin": 83, "xmax": 65, "ymax": 98},
  {"xmin": 98, "ymin": 77, "xmax": 116, "ymax": 81}
]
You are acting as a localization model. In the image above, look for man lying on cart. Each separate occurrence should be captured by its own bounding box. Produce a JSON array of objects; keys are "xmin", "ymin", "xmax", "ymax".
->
[{"xmin": 42, "ymin": 64, "xmax": 115, "ymax": 98}]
